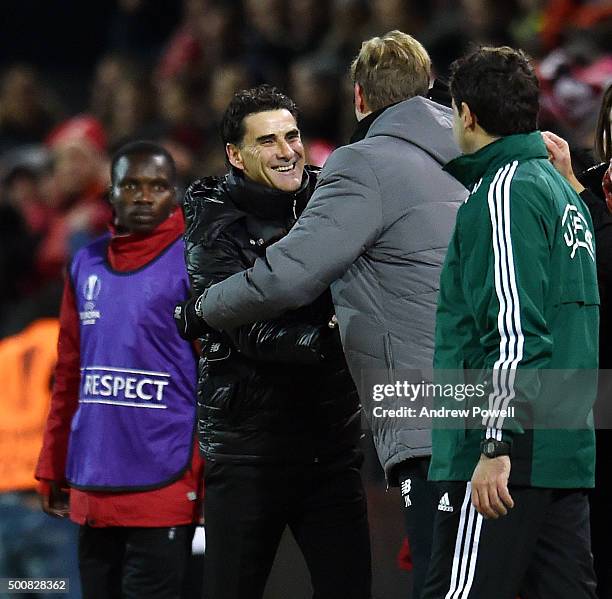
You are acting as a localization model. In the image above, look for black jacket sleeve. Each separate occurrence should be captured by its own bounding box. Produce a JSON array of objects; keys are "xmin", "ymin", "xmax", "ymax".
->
[{"xmin": 185, "ymin": 224, "xmax": 338, "ymax": 366}]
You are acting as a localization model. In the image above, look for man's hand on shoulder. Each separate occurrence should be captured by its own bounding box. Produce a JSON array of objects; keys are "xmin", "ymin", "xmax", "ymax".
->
[
  {"xmin": 541, "ymin": 131, "xmax": 585, "ymax": 194},
  {"xmin": 173, "ymin": 294, "xmax": 214, "ymax": 340},
  {"xmin": 471, "ymin": 455, "xmax": 514, "ymax": 519}
]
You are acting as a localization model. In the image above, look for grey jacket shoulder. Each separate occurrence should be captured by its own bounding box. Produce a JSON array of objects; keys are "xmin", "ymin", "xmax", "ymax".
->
[{"xmin": 357, "ymin": 96, "xmax": 460, "ymax": 166}]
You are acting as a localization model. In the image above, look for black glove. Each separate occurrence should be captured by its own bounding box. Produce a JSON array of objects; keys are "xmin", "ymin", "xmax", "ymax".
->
[{"xmin": 173, "ymin": 295, "xmax": 213, "ymax": 340}]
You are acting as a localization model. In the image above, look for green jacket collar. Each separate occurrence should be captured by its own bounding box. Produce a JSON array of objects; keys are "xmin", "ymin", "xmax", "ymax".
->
[{"xmin": 444, "ymin": 131, "xmax": 548, "ymax": 188}]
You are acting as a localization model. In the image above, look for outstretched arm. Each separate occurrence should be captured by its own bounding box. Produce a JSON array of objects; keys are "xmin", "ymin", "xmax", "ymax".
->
[
  {"xmin": 181, "ymin": 206, "xmax": 348, "ymax": 365},
  {"xmin": 198, "ymin": 147, "xmax": 383, "ymax": 331}
]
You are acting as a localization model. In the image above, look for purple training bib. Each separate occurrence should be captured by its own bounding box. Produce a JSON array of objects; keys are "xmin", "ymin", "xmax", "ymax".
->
[{"xmin": 65, "ymin": 235, "xmax": 197, "ymax": 490}]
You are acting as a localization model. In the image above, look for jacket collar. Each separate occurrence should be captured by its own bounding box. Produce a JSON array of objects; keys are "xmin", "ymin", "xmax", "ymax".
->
[
  {"xmin": 349, "ymin": 104, "xmax": 395, "ymax": 144},
  {"xmin": 225, "ymin": 166, "xmax": 314, "ymax": 221},
  {"xmin": 444, "ymin": 131, "xmax": 548, "ymax": 188},
  {"xmin": 350, "ymin": 84, "xmax": 451, "ymax": 146}
]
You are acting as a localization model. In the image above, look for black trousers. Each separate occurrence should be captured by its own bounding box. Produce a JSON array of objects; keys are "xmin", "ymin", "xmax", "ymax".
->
[
  {"xmin": 396, "ymin": 457, "xmax": 437, "ymax": 599},
  {"xmin": 202, "ymin": 453, "xmax": 372, "ymax": 599},
  {"xmin": 422, "ymin": 482, "xmax": 597, "ymax": 599},
  {"xmin": 591, "ymin": 429, "xmax": 612, "ymax": 598},
  {"xmin": 78, "ymin": 525, "xmax": 194, "ymax": 599}
]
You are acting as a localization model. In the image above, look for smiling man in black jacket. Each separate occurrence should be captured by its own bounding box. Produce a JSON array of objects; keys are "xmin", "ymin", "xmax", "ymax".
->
[{"xmin": 174, "ymin": 85, "xmax": 371, "ymax": 599}]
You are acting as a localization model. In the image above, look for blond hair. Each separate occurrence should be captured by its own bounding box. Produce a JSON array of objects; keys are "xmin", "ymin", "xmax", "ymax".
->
[{"xmin": 350, "ymin": 30, "xmax": 431, "ymax": 112}]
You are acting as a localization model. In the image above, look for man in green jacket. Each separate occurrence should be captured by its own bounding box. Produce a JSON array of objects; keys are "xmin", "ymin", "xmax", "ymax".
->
[{"xmin": 423, "ymin": 46, "xmax": 599, "ymax": 599}]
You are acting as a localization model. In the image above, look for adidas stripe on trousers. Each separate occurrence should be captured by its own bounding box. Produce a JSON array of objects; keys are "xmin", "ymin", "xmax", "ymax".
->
[{"xmin": 421, "ymin": 482, "xmax": 597, "ymax": 599}]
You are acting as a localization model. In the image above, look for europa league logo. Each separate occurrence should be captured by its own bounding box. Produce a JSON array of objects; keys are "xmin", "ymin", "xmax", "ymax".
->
[{"xmin": 83, "ymin": 274, "xmax": 101, "ymax": 310}]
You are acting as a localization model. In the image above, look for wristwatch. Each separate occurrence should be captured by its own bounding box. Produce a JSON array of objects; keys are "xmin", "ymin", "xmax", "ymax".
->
[{"xmin": 480, "ymin": 438, "xmax": 511, "ymax": 458}]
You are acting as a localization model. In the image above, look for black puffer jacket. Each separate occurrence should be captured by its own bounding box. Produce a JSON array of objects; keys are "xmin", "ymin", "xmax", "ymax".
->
[{"xmin": 183, "ymin": 166, "xmax": 361, "ymax": 463}]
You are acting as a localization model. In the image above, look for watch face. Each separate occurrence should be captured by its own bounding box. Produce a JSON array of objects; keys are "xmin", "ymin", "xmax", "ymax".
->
[{"xmin": 482, "ymin": 439, "xmax": 509, "ymax": 457}]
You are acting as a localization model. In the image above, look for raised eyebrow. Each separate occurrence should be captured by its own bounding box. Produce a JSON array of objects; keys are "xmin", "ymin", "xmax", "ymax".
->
[{"xmin": 255, "ymin": 134, "xmax": 277, "ymax": 144}]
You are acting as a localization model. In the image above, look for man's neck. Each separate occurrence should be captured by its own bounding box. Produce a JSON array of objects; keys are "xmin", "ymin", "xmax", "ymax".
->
[
  {"xmin": 466, "ymin": 131, "xmax": 500, "ymax": 155},
  {"xmin": 349, "ymin": 103, "xmax": 396, "ymax": 145}
]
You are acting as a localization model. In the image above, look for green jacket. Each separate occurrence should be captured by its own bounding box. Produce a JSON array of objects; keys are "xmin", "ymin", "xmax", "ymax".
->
[{"xmin": 429, "ymin": 132, "xmax": 599, "ymax": 488}]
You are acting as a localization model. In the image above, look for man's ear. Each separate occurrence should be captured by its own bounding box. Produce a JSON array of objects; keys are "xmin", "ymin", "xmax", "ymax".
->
[
  {"xmin": 354, "ymin": 83, "xmax": 368, "ymax": 118},
  {"xmin": 460, "ymin": 101, "xmax": 477, "ymax": 132},
  {"xmin": 226, "ymin": 143, "xmax": 244, "ymax": 171}
]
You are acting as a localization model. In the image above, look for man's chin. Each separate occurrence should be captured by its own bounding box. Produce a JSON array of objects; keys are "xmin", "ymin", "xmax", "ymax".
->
[
  {"xmin": 125, "ymin": 220, "xmax": 158, "ymax": 234},
  {"xmin": 270, "ymin": 173, "xmax": 303, "ymax": 193}
]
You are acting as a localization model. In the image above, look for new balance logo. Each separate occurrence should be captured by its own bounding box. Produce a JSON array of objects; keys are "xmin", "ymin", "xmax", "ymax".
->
[
  {"xmin": 438, "ymin": 492, "xmax": 454, "ymax": 512},
  {"xmin": 401, "ymin": 478, "xmax": 412, "ymax": 508}
]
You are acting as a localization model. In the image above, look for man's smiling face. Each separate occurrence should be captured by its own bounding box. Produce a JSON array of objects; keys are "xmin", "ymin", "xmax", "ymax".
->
[{"xmin": 227, "ymin": 109, "xmax": 305, "ymax": 192}]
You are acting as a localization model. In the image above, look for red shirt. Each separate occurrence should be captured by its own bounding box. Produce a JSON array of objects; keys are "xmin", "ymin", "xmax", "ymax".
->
[{"xmin": 36, "ymin": 209, "xmax": 204, "ymax": 527}]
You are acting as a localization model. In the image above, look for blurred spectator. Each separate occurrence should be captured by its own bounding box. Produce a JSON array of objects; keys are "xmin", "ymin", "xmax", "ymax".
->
[
  {"xmin": 419, "ymin": 17, "xmax": 471, "ymax": 80},
  {"xmin": 242, "ymin": 0, "xmax": 291, "ymax": 86},
  {"xmin": 289, "ymin": 57, "xmax": 342, "ymax": 144},
  {"xmin": 157, "ymin": 78, "xmax": 207, "ymax": 154},
  {"xmin": 203, "ymin": 63, "xmax": 254, "ymax": 174},
  {"xmin": 1, "ymin": 145, "xmax": 51, "ymax": 237},
  {"xmin": 538, "ymin": 30, "xmax": 612, "ymax": 150},
  {"xmin": 89, "ymin": 54, "xmax": 140, "ymax": 132},
  {"xmin": 370, "ymin": 0, "xmax": 434, "ymax": 37},
  {"xmin": 303, "ymin": 139, "xmax": 335, "ymax": 168},
  {"xmin": 38, "ymin": 116, "xmax": 111, "ymax": 282},
  {"xmin": 541, "ymin": 0, "xmax": 612, "ymax": 51},
  {"xmin": 155, "ymin": 0, "xmax": 205, "ymax": 82},
  {"xmin": 317, "ymin": 0, "xmax": 371, "ymax": 69},
  {"xmin": 209, "ymin": 63, "xmax": 252, "ymax": 122},
  {"xmin": 156, "ymin": 0, "xmax": 240, "ymax": 83},
  {"xmin": 0, "ymin": 65, "xmax": 58, "ymax": 155},
  {"xmin": 0, "ymin": 146, "xmax": 53, "ymax": 332},
  {"xmin": 460, "ymin": 0, "xmax": 525, "ymax": 45},
  {"xmin": 107, "ymin": 74, "xmax": 158, "ymax": 148},
  {"xmin": 288, "ymin": 0, "xmax": 330, "ymax": 54},
  {"xmin": 158, "ymin": 139, "xmax": 198, "ymax": 192}
]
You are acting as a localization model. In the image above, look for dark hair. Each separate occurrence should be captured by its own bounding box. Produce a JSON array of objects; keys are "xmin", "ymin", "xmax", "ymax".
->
[
  {"xmin": 595, "ymin": 83, "xmax": 612, "ymax": 163},
  {"xmin": 110, "ymin": 140, "xmax": 177, "ymax": 184},
  {"xmin": 220, "ymin": 85, "xmax": 298, "ymax": 146},
  {"xmin": 450, "ymin": 46, "xmax": 540, "ymax": 137}
]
